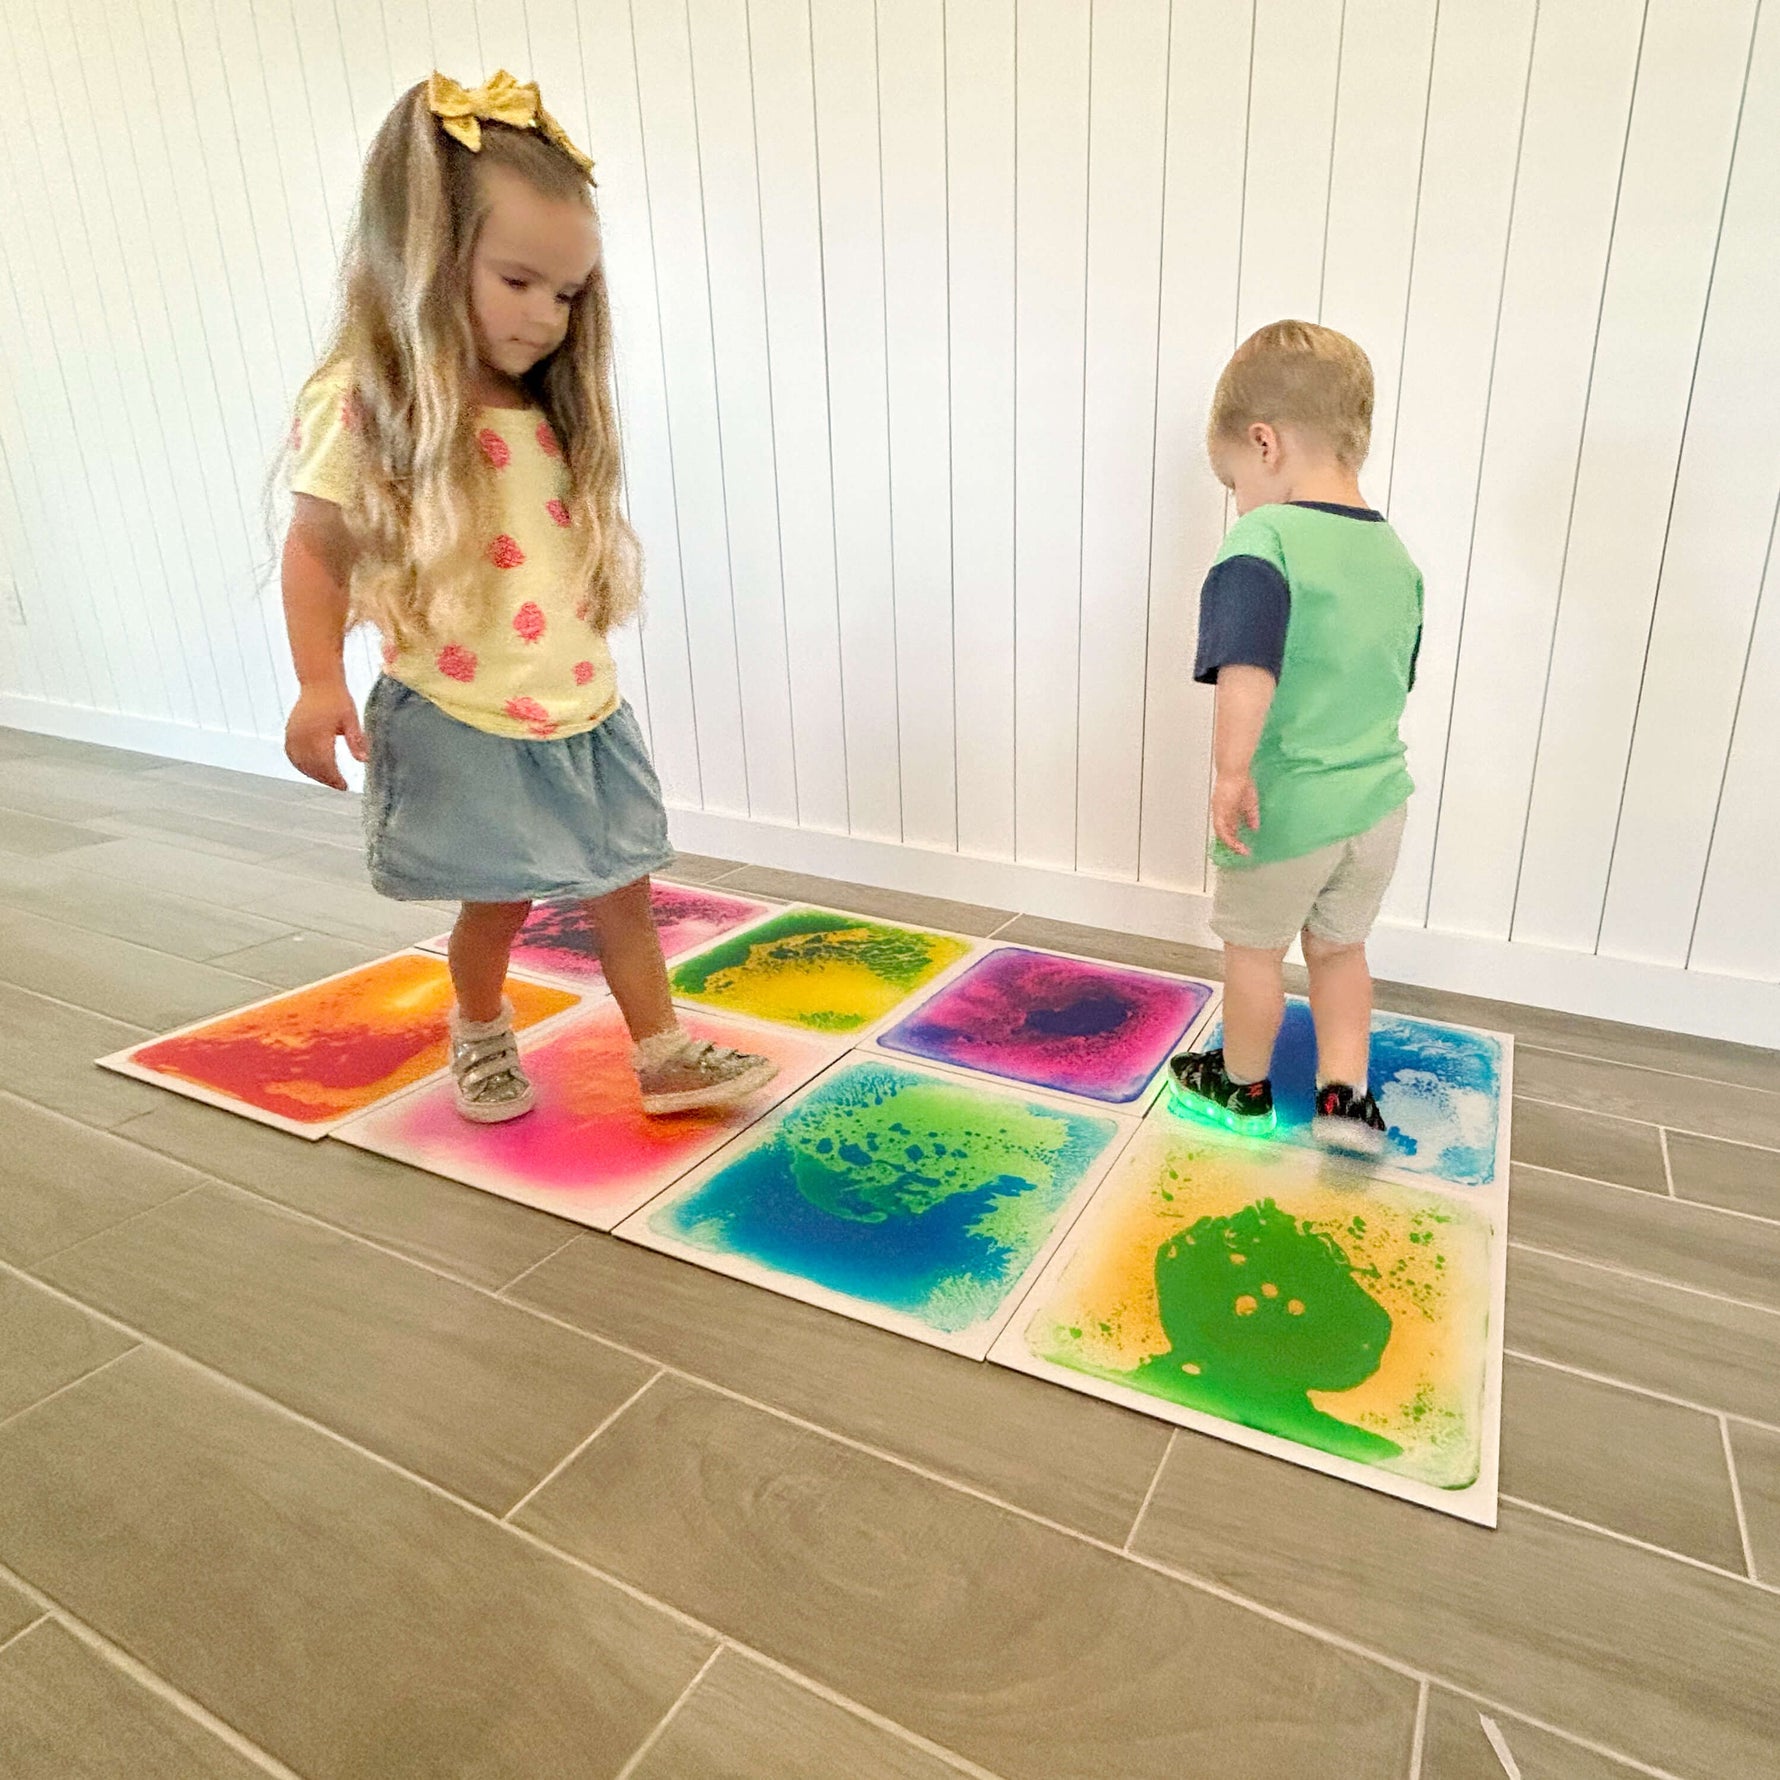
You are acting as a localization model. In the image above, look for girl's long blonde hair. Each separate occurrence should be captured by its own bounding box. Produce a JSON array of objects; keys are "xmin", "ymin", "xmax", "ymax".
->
[{"xmin": 302, "ymin": 81, "xmax": 640, "ymax": 646}]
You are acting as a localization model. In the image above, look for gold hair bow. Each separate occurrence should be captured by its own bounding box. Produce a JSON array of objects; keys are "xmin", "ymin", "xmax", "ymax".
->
[{"xmin": 426, "ymin": 70, "xmax": 594, "ymax": 181}]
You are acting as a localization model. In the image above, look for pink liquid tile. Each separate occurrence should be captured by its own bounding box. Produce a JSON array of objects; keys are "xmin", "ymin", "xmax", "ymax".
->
[{"xmin": 336, "ymin": 1000, "xmax": 839, "ymax": 1229}]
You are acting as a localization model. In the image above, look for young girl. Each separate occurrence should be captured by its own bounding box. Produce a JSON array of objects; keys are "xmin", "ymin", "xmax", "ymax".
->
[{"xmin": 280, "ymin": 71, "xmax": 774, "ymax": 1123}]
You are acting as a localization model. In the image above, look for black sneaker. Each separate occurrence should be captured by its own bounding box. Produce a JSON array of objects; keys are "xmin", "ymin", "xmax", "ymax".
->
[
  {"xmin": 1313, "ymin": 1083, "xmax": 1387, "ymax": 1156},
  {"xmin": 1167, "ymin": 1048, "xmax": 1276, "ymax": 1135}
]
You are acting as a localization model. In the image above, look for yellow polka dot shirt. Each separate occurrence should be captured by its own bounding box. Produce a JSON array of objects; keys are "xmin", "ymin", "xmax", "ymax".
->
[{"xmin": 289, "ymin": 369, "xmax": 620, "ymax": 740}]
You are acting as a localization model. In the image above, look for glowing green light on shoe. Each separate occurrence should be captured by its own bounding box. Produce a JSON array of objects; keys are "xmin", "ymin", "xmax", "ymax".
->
[{"xmin": 1166, "ymin": 1082, "xmax": 1278, "ymax": 1138}]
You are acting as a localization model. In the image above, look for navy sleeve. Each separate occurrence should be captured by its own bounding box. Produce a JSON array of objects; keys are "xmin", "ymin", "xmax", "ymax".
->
[{"xmin": 1193, "ymin": 555, "xmax": 1291, "ymax": 685}]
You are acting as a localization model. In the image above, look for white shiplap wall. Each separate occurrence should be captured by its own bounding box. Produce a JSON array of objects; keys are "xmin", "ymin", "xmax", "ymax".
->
[{"xmin": 0, "ymin": 0, "xmax": 1776, "ymax": 1043}]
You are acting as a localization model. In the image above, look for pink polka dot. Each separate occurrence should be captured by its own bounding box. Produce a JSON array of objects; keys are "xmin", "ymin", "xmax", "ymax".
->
[
  {"xmin": 536, "ymin": 420, "xmax": 562, "ymax": 459},
  {"xmin": 545, "ymin": 497, "xmax": 571, "ymax": 527},
  {"xmin": 504, "ymin": 695, "xmax": 557, "ymax": 737},
  {"xmin": 573, "ymin": 659, "xmax": 595, "ymax": 686},
  {"xmin": 435, "ymin": 642, "xmax": 477, "ymax": 683},
  {"xmin": 289, "ymin": 416, "xmax": 303, "ymax": 452},
  {"xmin": 478, "ymin": 428, "xmax": 512, "ymax": 468},
  {"xmin": 340, "ymin": 390, "xmax": 364, "ymax": 430},
  {"xmin": 512, "ymin": 602, "xmax": 546, "ymax": 645},
  {"xmin": 380, "ymin": 639, "xmax": 399, "ymax": 668},
  {"xmin": 573, "ymin": 596, "xmax": 592, "ymax": 623},
  {"xmin": 486, "ymin": 534, "xmax": 526, "ymax": 570}
]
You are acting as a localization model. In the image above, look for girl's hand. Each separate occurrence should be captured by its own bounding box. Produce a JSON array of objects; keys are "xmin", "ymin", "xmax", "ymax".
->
[
  {"xmin": 285, "ymin": 683, "xmax": 368, "ymax": 791},
  {"xmin": 1211, "ymin": 771, "xmax": 1261, "ymax": 855}
]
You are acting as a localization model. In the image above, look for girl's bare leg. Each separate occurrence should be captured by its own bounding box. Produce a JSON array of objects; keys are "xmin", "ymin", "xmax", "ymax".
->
[
  {"xmin": 448, "ymin": 900, "xmax": 532, "ymax": 1023},
  {"xmin": 585, "ymin": 876, "xmax": 778, "ymax": 1111},
  {"xmin": 582, "ymin": 878, "xmax": 676, "ymax": 1041}
]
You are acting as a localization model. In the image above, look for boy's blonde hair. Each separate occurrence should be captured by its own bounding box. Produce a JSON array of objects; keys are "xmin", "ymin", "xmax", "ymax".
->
[
  {"xmin": 294, "ymin": 82, "xmax": 639, "ymax": 648},
  {"xmin": 1207, "ymin": 321, "xmax": 1374, "ymax": 469}
]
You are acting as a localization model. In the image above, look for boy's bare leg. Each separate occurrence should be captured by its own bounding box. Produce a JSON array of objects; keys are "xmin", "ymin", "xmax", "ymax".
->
[
  {"xmin": 583, "ymin": 877, "xmax": 676, "ymax": 1043},
  {"xmin": 1221, "ymin": 942, "xmax": 1289, "ymax": 1082},
  {"xmin": 449, "ymin": 901, "xmax": 532, "ymax": 1023},
  {"xmin": 1302, "ymin": 928, "xmax": 1372, "ymax": 1086}
]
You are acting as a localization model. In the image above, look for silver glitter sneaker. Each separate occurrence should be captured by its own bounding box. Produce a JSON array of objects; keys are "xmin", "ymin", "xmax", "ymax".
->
[
  {"xmin": 636, "ymin": 1038, "xmax": 778, "ymax": 1115},
  {"xmin": 449, "ymin": 1003, "xmax": 536, "ymax": 1124}
]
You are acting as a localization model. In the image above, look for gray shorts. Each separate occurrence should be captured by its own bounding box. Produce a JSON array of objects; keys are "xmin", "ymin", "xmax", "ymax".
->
[
  {"xmin": 363, "ymin": 676, "xmax": 674, "ymax": 904},
  {"xmin": 1211, "ymin": 802, "xmax": 1408, "ymax": 951}
]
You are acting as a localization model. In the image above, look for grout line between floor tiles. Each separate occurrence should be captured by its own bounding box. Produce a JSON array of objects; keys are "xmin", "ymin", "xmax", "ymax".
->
[
  {"xmin": 1512, "ymin": 1092, "xmax": 1780, "ymax": 1158},
  {"xmin": 0, "ymin": 1345, "xmax": 140, "ymax": 1439},
  {"xmin": 1497, "ymin": 1494, "xmax": 1780, "ymax": 1600},
  {"xmin": 716, "ymin": 1649, "xmax": 1014, "ymax": 1780},
  {"xmin": 37, "ymin": 846, "xmax": 422, "ymax": 936},
  {"xmin": 491, "ymin": 1231, "xmax": 587, "ymax": 1298},
  {"xmin": 1480, "ymin": 1712, "xmax": 1524, "ymax": 1780},
  {"xmin": 0, "ymin": 978, "xmax": 154, "ymax": 1039},
  {"xmin": 1514, "ymin": 1156, "xmax": 1780, "ymax": 1230},
  {"xmin": 1123, "ymin": 1430, "xmax": 1173, "ymax": 1554},
  {"xmin": 985, "ymin": 911, "xmax": 1024, "ymax": 939},
  {"xmin": 21, "ymin": 1182, "xmax": 214, "ymax": 1273},
  {"xmin": 611, "ymin": 1645, "xmax": 724, "ymax": 1780},
  {"xmin": 1658, "ymin": 1127, "xmax": 1780, "ymax": 1160},
  {"xmin": 1722, "ymin": 1415, "xmax": 1760, "ymax": 1584},
  {"xmin": 1406, "ymin": 1677, "xmax": 1428, "ymax": 1780},
  {"xmin": 1514, "ymin": 1040, "xmax": 1780, "ymax": 1100},
  {"xmin": 1507, "ymin": 1239, "xmax": 1780, "ymax": 1319},
  {"xmin": 0, "ymin": 1612, "xmax": 47, "ymax": 1659},
  {"xmin": 1431, "ymin": 1680, "xmax": 1688, "ymax": 1780},
  {"xmin": 1504, "ymin": 1348, "xmax": 1780, "ymax": 1438},
  {"xmin": 502, "ymin": 1370, "xmax": 665, "ymax": 1524},
  {"xmin": 0, "ymin": 1562, "xmax": 306, "ymax": 1779},
  {"xmin": 1659, "ymin": 1126, "xmax": 1677, "ymax": 1197}
]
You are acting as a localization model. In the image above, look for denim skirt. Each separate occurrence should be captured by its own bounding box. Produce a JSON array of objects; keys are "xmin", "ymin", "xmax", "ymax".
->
[{"xmin": 362, "ymin": 676, "xmax": 674, "ymax": 903}]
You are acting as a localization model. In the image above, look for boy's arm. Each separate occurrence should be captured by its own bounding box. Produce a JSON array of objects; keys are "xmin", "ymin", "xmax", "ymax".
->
[
  {"xmin": 1193, "ymin": 545, "xmax": 1290, "ymax": 856},
  {"xmin": 282, "ymin": 493, "xmax": 367, "ymax": 791},
  {"xmin": 1211, "ymin": 666, "xmax": 1276, "ymax": 855}
]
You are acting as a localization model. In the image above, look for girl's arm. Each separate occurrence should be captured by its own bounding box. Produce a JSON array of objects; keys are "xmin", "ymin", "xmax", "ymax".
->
[
  {"xmin": 282, "ymin": 493, "xmax": 368, "ymax": 791},
  {"xmin": 1210, "ymin": 664, "xmax": 1276, "ymax": 856}
]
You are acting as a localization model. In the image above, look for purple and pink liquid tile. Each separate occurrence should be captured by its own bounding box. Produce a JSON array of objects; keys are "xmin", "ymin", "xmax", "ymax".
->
[{"xmin": 877, "ymin": 946, "xmax": 1215, "ymax": 1105}]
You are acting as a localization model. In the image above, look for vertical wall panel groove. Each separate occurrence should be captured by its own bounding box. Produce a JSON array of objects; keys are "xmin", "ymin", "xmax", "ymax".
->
[{"xmin": 1510, "ymin": 0, "xmax": 1761, "ymax": 952}]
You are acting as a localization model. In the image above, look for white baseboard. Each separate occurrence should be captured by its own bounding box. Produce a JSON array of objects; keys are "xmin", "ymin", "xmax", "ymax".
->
[
  {"xmin": 667, "ymin": 808, "xmax": 1779, "ymax": 1049},
  {"xmin": 5, "ymin": 694, "xmax": 1774, "ymax": 1047},
  {"xmin": 0, "ymin": 696, "xmax": 355, "ymax": 790}
]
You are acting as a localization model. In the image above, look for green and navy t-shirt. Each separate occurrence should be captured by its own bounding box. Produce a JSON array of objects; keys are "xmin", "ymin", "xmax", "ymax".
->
[{"xmin": 1194, "ymin": 501, "xmax": 1423, "ymax": 868}]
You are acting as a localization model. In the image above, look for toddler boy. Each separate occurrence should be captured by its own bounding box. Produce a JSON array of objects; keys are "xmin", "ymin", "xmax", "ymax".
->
[{"xmin": 1168, "ymin": 321, "xmax": 1422, "ymax": 1156}]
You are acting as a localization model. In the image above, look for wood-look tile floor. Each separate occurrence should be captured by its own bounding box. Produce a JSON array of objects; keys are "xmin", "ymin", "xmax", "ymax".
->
[{"xmin": 0, "ymin": 725, "xmax": 1775, "ymax": 1780}]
